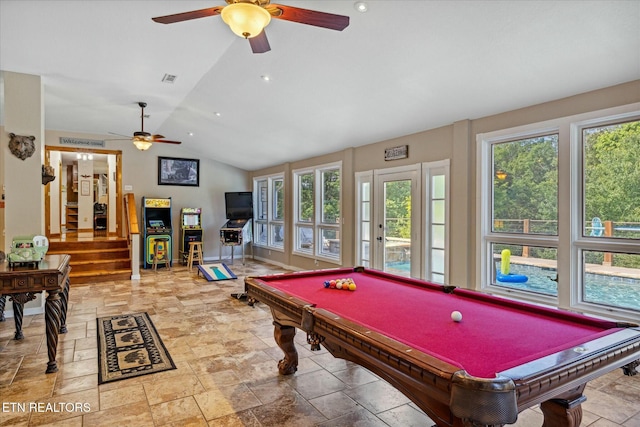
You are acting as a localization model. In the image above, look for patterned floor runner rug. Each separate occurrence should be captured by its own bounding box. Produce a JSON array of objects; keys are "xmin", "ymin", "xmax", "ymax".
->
[
  {"xmin": 197, "ymin": 262, "xmax": 237, "ymax": 281},
  {"xmin": 97, "ymin": 312, "xmax": 176, "ymax": 384}
]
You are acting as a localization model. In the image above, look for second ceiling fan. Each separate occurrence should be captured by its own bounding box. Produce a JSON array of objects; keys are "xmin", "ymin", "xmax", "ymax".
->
[
  {"xmin": 152, "ymin": 0, "xmax": 350, "ymax": 54},
  {"xmin": 110, "ymin": 102, "xmax": 182, "ymax": 151}
]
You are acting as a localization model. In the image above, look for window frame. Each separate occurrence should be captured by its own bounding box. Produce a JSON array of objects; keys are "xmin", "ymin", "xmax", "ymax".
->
[
  {"xmin": 571, "ymin": 112, "xmax": 640, "ymax": 315},
  {"xmin": 422, "ymin": 160, "xmax": 450, "ymax": 283},
  {"xmin": 479, "ymin": 125, "xmax": 561, "ymax": 308},
  {"xmin": 293, "ymin": 161, "xmax": 342, "ymax": 263},
  {"xmin": 253, "ymin": 173, "xmax": 285, "ymax": 251},
  {"xmin": 477, "ymin": 103, "xmax": 640, "ymax": 322}
]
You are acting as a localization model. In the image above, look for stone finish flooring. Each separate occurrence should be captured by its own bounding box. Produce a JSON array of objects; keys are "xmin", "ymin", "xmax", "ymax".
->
[{"xmin": 1, "ymin": 260, "xmax": 639, "ymax": 427}]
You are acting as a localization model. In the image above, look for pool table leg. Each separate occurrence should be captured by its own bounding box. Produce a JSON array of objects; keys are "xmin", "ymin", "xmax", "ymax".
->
[
  {"xmin": 540, "ymin": 385, "xmax": 586, "ymax": 427},
  {"xmin": 273, "ymin": 321, "xmax": 298, "ymax": 375}
]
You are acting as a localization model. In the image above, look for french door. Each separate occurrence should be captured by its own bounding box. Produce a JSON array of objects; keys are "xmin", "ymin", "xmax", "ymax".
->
[
  {"xmin": 356, "ymin": 161, "xmax": 449, "ymax": 282},
  {"xmin": 374, "ymin": 168, "xmax": 420, "ymax": 277}
]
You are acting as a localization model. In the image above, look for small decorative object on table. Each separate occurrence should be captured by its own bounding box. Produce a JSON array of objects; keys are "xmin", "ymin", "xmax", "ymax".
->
[{"xmin": 7, "ymin": 235, "xmax": 48, "ymax": 268}]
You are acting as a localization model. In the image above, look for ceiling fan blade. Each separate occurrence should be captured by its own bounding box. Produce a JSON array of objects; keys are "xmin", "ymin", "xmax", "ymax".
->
[
  {"xmin": 152, "ymin": 134, "xmax": 165, "ymax": 140},
  {"xmin": 108, "ymin": 131, "xmax": 131, "ymax": 138},
  {"xmin": 152, "ymin": 6, "xmax": 224, "ymax": 24},
  {"xmin": 154, "ymin": 140, "xmax": 182, "ymax": 145},
  {"xmin": 270, "ymin": 4, "xmax": 349, "ymax": 31},
  {"xmin": 249, "ymin": 30, "xmax": 271, "ymax": 54}
]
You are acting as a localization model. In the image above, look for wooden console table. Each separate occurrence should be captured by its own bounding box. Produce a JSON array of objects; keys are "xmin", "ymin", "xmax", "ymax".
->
[{"xmin": 0, "ymin": 254, "xmax": 71, "ymax": 373}]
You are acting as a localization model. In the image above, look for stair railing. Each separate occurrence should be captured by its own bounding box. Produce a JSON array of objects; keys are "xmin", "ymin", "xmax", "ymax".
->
[{"xmin": 124, "ymin": 193, "xmax": 141, "ymax": 280}]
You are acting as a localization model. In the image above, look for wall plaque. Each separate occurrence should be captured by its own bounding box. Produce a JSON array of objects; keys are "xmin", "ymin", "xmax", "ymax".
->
[
  {"xmin": 59, "ymin": 137, "xmax": 105, "ymax": 148},
  {"xmin": 384, "ymin": 145, "xmax": 408, "ymax": 161}
]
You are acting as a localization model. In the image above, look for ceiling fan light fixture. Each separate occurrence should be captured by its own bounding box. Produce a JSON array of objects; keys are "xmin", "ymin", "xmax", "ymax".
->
[
  {"xmin": 221, "ymin": 3, "xmax": 271, "ymax": 39},
  {"xmin": 132, "ymin": 135, "xmax": 153, "ymax": 151}
]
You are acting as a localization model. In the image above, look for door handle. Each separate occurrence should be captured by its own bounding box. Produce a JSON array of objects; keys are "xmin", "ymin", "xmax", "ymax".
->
[{"xmin": 376, "ymin": 236, "xmax": 383, "ymax": 242}]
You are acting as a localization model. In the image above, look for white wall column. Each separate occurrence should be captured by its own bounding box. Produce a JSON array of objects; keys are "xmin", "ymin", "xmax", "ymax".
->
[{"xmin": 1, "ymin": 71, "xmax": 45, "ymax": 316}]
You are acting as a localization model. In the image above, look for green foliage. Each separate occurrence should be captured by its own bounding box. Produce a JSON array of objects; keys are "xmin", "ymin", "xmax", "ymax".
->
[
  {"xmin": 274, "ymin": 179, "xmax": 284, "ymax": 220},
  {"xmin": 584, "ymin": 121, "xmax": 640, "ymax": 223},
  {"xmin": 492, "ymin": 134, "xmax": 558, "ymax": 233},
  {"xmin": 385, "ymin": 180, "xmax": 412, "ymax": 238},
  {"xmin": 322, "ymin": 169, "xmax": 340, "ymax": 223},
  {"xmin": 299, "ymin": 173, "xmax": 314, "ymax": 222},
  {"xmin": 492, "ymin": 121, "xmax": 639, "ymax": 268},
  {"xmin": 298, "ymin": 169, "xmax": 341, "ymax": 225}
]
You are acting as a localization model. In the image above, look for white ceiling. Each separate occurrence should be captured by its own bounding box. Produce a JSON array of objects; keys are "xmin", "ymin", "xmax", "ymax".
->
[{"xmin": 1, "ymin": 1, "xmax": 639, "ymax": 171}]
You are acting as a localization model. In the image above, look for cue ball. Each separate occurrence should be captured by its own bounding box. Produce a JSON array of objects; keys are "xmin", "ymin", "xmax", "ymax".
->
[{"xmin": 451, "ymin": 311, "xmax": 463, "ymax": 322}]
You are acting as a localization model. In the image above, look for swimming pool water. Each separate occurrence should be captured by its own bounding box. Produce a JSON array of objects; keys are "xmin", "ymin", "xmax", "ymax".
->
[{"xmin": 504, "ymin": 264, "xmax": 640, "ymax": 311}]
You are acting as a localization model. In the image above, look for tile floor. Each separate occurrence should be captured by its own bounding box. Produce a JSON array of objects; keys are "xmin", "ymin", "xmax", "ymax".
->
[{"xmin": 1, "ymin": 260, "xmax": 639, "ymax": 427}]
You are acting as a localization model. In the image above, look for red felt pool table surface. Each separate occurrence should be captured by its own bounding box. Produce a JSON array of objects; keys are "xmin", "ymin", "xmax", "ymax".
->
[{"xmin": 255, "ymin": 267, "xmax": 620, "ymax": 378}]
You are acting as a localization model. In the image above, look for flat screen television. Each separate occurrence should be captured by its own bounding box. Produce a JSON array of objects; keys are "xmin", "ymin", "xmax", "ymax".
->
[{"xmin": 225, "ymin": 191, "xmax": 253, "ymax": 220}]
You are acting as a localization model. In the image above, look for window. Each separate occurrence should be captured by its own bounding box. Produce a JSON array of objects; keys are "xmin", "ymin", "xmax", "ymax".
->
[
  {"xmin": 423, "ymin": 160, "xmax": 450, "ymax": 283},
  {"xmin": 487, "ymin": 133, "xmax": 559, "ymax": 294},
  {"xmin": 356, "ymin": 172, "xmax": 373, "ymax": 267},
  {"xmin": 255, "ymin": 179, "xmax": 268, "ymax": 246},
  {"xmin": 479, "ymin": 107, "xmax": 640, "ymax": 322},
  {"xmin": 253, "ymin": 174, "xmax": 284, "ymax": 250},
  {"xmin": 293, "ymin": 162, "xmax": 342, "ymax": 261},
  {"xmin": 577, "ymin": 118, "xmax": 640, "ymax": 313}
]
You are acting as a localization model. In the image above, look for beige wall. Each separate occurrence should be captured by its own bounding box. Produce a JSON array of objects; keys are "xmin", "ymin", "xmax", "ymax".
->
[
  {"xmin": 2, "ymin": 72, "xmax": 44, "ymax": 248},
  {"xmin": 250, "ymin": 80, "xmax": 640, "ymax": 287}
]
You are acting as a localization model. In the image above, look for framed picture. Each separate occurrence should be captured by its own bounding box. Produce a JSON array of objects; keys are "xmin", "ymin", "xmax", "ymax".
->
[
  {"xmin": 81, "ymin": 180, "xmax": 91, "ymax": 196},
  {"xmin": 158, "ymin": 156, "xmax": 200, "ymax": 187}
]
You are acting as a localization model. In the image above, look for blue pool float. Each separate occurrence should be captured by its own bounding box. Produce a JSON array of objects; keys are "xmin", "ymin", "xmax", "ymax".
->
[
  {"xmin": 496, "ymin": 270, "xmax": 529, "ymax": 283},
  {"xmin": 497, "ymin": 249, "xmax": 528, "ymax": 283}
]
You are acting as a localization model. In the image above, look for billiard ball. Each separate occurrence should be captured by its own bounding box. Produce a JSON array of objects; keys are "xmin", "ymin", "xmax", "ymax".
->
[
  {"xmin": 451, "ymin": 311, "xmax": 463, "ymax": 322},
  {"xmin": 348, "ymin": 283, "xmax": 357, "ymax": 291}
]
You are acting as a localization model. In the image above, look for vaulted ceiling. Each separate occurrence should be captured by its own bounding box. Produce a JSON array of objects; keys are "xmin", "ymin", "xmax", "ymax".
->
[{"xmin": 1, "ymin": 1, "xmax": 639, "ymax": 170}]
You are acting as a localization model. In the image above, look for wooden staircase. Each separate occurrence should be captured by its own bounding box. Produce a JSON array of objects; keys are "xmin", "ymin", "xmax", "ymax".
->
[{"xmin": 48, "ymin": 238, "xmax": 131, "ymax": 284}]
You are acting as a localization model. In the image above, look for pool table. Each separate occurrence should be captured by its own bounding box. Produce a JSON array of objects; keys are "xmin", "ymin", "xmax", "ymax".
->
[{"xmin": 245, "ymin": 266, "xmax": 640, "ymax": 427}]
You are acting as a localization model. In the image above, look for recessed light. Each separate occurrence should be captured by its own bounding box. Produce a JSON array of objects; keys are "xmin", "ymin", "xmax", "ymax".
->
[
  {"xmin": 261, "ymin": 75, "xmax": 271, "ymax": 82},
  {"xmin": 354, "ymin": 1, "xmax": 368, "ymax": 12},
  {"xmin": 214, "ymin": 112, "xmax": 221, "ymax": 117},
  {"xmin": 188, "ymin": 132, "xmax": 194, "ymax": 136}
]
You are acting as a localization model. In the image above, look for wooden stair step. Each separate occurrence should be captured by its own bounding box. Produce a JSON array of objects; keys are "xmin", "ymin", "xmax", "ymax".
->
[
  {"xmin": 49, "ymin": 240, "xmax": 128, "ymax": 251},
  {"xmin": 70, "ymin": 269, "xmax": 131, "ymax": 285},
  {"xmin": 68, "ymin": 259, "xmax": 131, "ymax": 272},
  {"xmin": 49, "ymin": 249, "xmax": 129, "ymax": 261},
  {"xmin": 47, "ymin": 237, "xmax": 132, "ymax": 284}
]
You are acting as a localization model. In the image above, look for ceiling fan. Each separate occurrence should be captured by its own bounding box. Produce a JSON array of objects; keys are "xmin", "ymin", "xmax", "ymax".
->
[
  {"xmin": 109, "ymin": 102, "xmax": 182, "ymax": 151},
  {"xmin": 152, "ymin": 0, "xmax": 350, "ymax": 54}
]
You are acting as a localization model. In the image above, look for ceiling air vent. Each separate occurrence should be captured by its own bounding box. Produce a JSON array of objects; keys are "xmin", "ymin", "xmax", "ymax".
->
[{"xmin": 161, "ymin": 74, "xmax": 177, "ymax": 83}]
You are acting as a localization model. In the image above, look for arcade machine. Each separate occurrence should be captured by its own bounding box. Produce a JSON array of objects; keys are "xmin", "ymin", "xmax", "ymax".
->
[
  {"xmin": 219, "ymin": 191, "xmax": 253, "ymax": 265},
  {"xmin": 180, "ymin": 207, "xmax": 203, "ymax": 265},
  {"xmin": 142, "ymin": 197, "xmax": 173, "ymax": 269}
]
